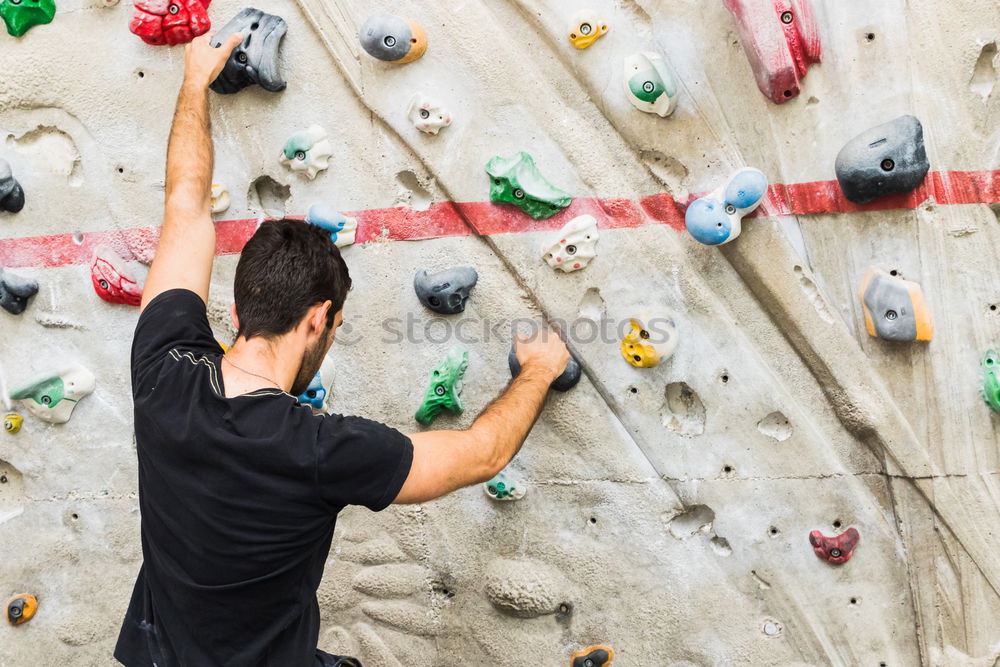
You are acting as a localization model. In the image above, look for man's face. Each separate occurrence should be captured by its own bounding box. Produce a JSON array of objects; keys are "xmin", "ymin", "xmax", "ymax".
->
[{"xmin": 289, "ymin": 310, "xmax": 342, "ymax": 397}]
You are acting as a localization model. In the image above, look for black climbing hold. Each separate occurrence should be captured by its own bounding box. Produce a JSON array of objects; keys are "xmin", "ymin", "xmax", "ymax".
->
[
  {"xmin": 0, "ymin": 158, "xmax": 25, "ymax": 213},
  {"xmin": 834, "ymin": 115, "xmax": 929, "ymax": 204},
  {"xmin": 413, "ymin": 267, "xmax": 478, "ymax": 315},
  {"xmin": 210, "ymin": 8, "xmax": 287, "ymax": 95},
  {"xmin": 508, "ymin": 343, "xmax": 581, "ymax": 392},
  {"xmin": 0, "ymin": 267, "xmax": 38, "ymax": 315},
  {"xmin": 571, "ymin": 646, "xmax": 615, "ymax": 667}
]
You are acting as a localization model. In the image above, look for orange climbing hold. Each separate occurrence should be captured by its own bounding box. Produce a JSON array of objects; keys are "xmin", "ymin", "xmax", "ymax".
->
[
  {"xmin": 6, "ymin": 594, "xmax": 38, "ymax": 626},
  {"xmin": 571, "ymin": 645, "xmax": 615, "ymax": 667}
]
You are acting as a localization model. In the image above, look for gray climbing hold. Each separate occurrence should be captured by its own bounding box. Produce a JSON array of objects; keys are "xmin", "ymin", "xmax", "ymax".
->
[
  {"xmin": 834, "ymin": 115, "xmax": 929, "ymax": 204},
  {"xmin": 0, "ymin": 159, "xmax": 24, "ymax": 213},
  {"xmin": 859, "ymin": 268, "xmax": 933, "ymax": 342},
  {"xmin": 358, "ymin": 12, "xmax": 427, "ymax": 64},
  {"xmin": 210, "ymin": 8, "xmax": 287, "ymax": 95},
  {"xmin": 413, "ymin": 267, "xmax": 477, "ymax": 315},
  {"xmin": 508, "ymin": 343, "xmax": 581, "ymax": 392},
  {"xmin": 0, "ymin": 267, "xmax": 38, "ymax": 315}
]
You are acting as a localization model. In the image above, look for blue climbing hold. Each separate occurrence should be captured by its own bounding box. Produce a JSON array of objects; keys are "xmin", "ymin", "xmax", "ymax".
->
[
  {"xmin": 297, "ymin": 372, "xmax": 326, "ymax": 410},
  {"xmin": 685, "ymin": 168, "xmax": 768, "ymax": 246},
  {"xmin": 306, "ymin": 204, "xmax": 357, "ymax": 248}
]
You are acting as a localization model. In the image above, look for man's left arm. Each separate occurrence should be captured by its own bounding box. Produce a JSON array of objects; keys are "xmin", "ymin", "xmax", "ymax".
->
[{"xmin": 140, "ymin": 32, "xmax": 242, "ymax": 312}]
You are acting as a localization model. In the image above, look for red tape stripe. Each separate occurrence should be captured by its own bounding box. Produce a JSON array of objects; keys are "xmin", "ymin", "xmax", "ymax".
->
[{"xmin": 1, "ymin": 170, "xmax": 997, "ymax": 269}]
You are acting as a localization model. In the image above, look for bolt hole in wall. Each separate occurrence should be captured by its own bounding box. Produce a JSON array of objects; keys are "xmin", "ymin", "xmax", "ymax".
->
[
  {"xmin": 866, "ymin": 32, "xmax": 876, "ymax": 42},
  {"xmin": 720, "ymin": 373, "xmax": 729, "ymax": 383},
  {"xmin": 833, "ymin": 519, "xmax": 842, "ymax": 529},
  {"xmin": 589, "ymin": 517, "xmax": 597, "ymax": 524},
  {"xmin": 72, "ymin": 231, "xmax": 84, "ymax": 245},
  {"xmin": 768, "ymin": 526, "xmax": 779, "ymax": 537}
]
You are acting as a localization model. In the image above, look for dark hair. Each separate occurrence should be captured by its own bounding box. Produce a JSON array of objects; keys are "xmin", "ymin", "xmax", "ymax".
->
[{"xmin": 233, "ymin": 218, "xmax": 352, "ymax": 340}]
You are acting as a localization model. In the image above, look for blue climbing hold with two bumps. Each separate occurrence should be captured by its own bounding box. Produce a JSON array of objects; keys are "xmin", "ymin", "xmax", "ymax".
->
[{"xmin": 684, "ymin": 168, "xmax": 768, "ymax": 246}]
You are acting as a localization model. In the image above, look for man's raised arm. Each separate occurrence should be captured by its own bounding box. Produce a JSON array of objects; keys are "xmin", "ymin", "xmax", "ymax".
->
[{"xmin": 140, "ymin": 32, "xmax": 242, "ymax": 311}]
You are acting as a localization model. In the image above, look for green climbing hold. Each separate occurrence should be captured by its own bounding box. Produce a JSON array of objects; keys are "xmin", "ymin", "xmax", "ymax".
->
[
  {"xmin": 415, "ymin": 346, "xmax": 468, "ymax": 425},
  {"xmin": 483, "ymin": 471, "xmax": 525, "ymax": 501},
  {"xmin": 0, "ymin": 0, "xmax": 56, "ymax": 37},
  {"xmin": 981, "ymin": 350, "xmax": 1000, "ymax": 413},
  {"xmin": 485, "ymin": 152, "xmax": 571, "ymax": 220}
]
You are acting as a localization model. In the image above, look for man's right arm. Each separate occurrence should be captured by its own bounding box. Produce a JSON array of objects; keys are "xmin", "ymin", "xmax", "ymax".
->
[{"xmin": 393, "ymin": 329, "xmax": 570, "ymax": 505}]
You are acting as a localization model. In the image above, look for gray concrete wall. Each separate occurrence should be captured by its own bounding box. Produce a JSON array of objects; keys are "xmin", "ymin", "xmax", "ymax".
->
[{"xmin": 1, "ymin": 0, "xmax": 998, "ymax": 664}]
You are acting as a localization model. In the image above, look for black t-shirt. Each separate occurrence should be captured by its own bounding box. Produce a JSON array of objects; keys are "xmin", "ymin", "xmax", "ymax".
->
[{"xmin": 114, "ymin": 289, "xmax": 413, "ymax": 667}]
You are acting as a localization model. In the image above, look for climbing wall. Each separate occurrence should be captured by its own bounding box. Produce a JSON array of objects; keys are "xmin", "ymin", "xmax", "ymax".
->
[{"xmin": 1, "ymin": 0, "xmax": 999, "ymax": 664}]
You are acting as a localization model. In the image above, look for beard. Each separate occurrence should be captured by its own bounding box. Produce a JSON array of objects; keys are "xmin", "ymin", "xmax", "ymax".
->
[{"xmin": 290, "ymin": 333, "xmax": 329, "ymax": 397}]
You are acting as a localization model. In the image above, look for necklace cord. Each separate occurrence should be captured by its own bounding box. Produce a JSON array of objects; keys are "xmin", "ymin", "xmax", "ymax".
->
[{"xmin": 222, "ymin": 355, "xmax": 283, "ymax": 390}]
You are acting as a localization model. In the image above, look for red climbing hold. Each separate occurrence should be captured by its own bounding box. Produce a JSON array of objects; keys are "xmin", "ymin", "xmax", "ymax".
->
[
  {"xmin": 91, "ymin": 246, "xmax": 143, "ymax": 306},
  {"xmin": 723, "ymin": 0, "xmax": 822, "ymax": 104},
  {"xmin": 809, "ymin": 527, "xmax": 860, "ymax": 565},
  {"xmin": 129, "ymin": 0, "xmax": 211, "ymax": 46}
]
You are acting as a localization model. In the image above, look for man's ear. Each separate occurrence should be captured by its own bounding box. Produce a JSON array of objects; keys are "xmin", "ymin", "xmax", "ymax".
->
[
  {"xmin": 230, "ymin": 302, "xmax": 240, "ymax": 332},
  {"xmin": 310, "ymin": 300, "xmax": 333, "ymax": 334}
]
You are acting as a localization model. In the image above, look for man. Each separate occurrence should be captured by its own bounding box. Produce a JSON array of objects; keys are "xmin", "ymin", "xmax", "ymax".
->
[{"xmin": 114, "ymin": 32, "xmax": 570, "ymax": 667}]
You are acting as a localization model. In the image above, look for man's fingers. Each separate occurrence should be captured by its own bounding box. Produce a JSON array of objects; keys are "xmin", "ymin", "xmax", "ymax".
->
[{"xmin": 224, "ymin": 32, "xmax": 243, "ymax": 49}]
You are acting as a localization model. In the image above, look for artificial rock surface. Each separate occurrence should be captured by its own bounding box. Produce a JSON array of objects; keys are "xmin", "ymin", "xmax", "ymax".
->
[{"xmin": 1, "ymin": 0, "xmax": 999, "ymax": 665}]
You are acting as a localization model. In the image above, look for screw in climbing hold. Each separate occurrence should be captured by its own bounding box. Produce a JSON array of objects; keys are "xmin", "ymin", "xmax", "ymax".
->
[
  {"xmin": 483, "ymin": 471, "xmax": 526, "ymax": 501},
  {"xmin": 858, "ymin": 267, "xmax": 933, "ymax": 342},
  {"xmin": 684, "ymin": 168, "xmax": 768, "ymax": 246},
  {"xmin": 808, "ymin": 527, "xmax": 860, "ymax": 565},
  {"xmin": 485, "ymin": 153, "xmax": 571, "ymax": 220},
  {"xmin": 567, "ymin": 10, "xmax": 609, "ymax": 49},
  {"xmin": 543, "ymin": 215, "xmax": 599, "ymax": 273},
  {"xmin": 358, "ymin": 12, "xmax": 427, "ymax": 64},
  {"xmin": 835, "ymin": 115, "xmax": 929, "ymax": 204},
  {"xmin": 128, "ymin": 0, "xmax": 210, "ymax": 46},
  {"xmin": 407, "ymin": 94, "xmax": 452, "ymax": 136},
  {"xmin": 724, "ymin": 0, "xmax": 822, "ymax": 104},
  {"xmin": 980, "ymin": 350, "xmax": 1000, "ymax": 413},
  {"xmin": 620, "ymin": 315, "xmax": 678, "ymax": 368},
  {"xmin": 91, "ymin": 246, "xmax": 144, "ymax": 307},
  {"xmin": 571, "ymin": 645, "xmax": 615, "ymax": 667},
  {"xmin": 5, "ymin": 594, "xmax": 38, "ymax": 626},
  {"xmin": 296, "ymin": 371, "xmax": 327, "ymax": 411},
  {"xmin": 622, "ymin": 51, "xmax": 679, "ymax": 117},
  {"xmin": 210, "ymin": 8, "xmax": 288, "ymax": 94},
  {"xmin": 3, "ymin": 413, "xmax": 23, "ymax": 433},
  {"xmin": 413, "ymin": 267, "xmax": 478, "ymax": 315},
  {"xmin": 415, "ymin": 346, "xmax": 469, "ymax": 425},
  {"xmin": 279, "ymin": 125, "xmax": 333, "ymax": 180},
  {"xmin": 10, "ymin": 363, "xmax": 97, "ymax": 424}
]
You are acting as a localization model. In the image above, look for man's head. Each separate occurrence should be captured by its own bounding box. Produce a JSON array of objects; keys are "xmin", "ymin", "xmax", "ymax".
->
[{"xmin": 232, "ymin": 219, "xmax": 352, "ymax": 395}]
